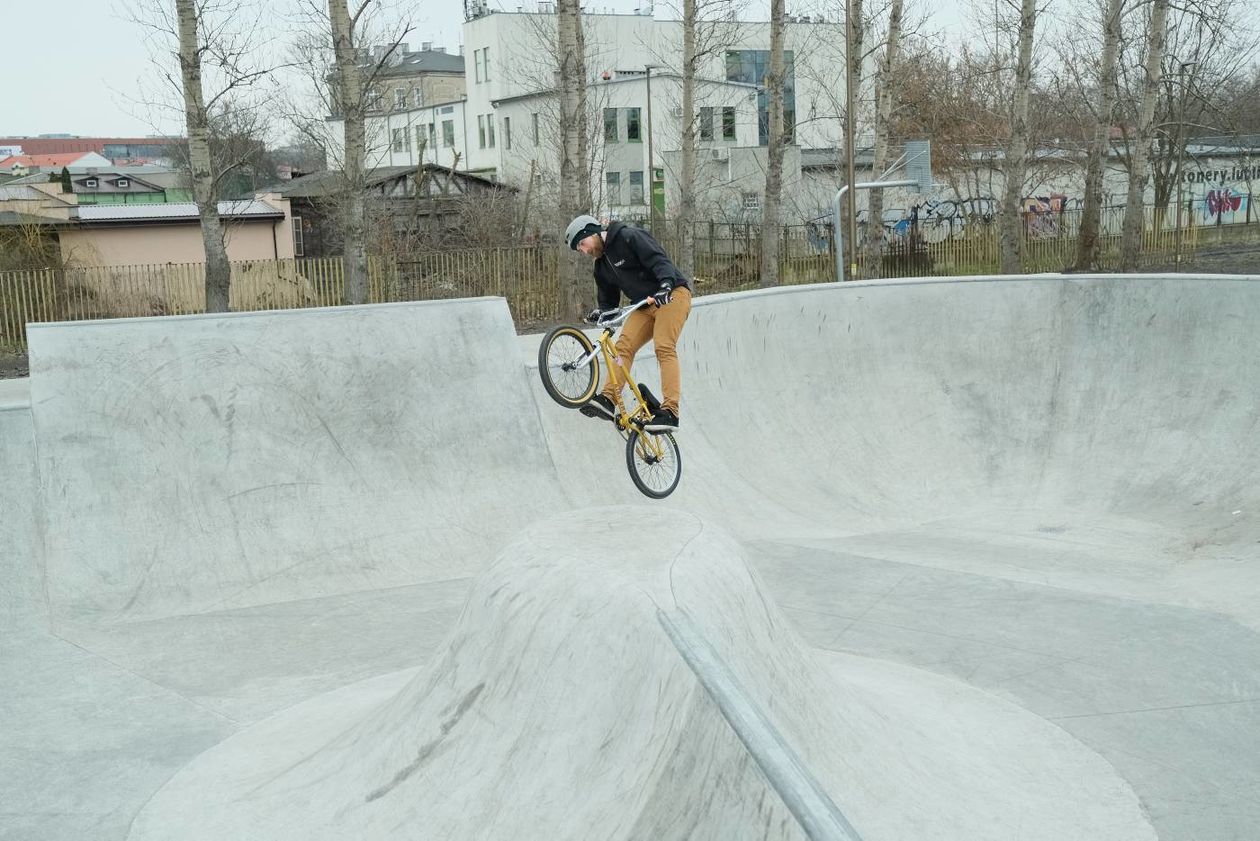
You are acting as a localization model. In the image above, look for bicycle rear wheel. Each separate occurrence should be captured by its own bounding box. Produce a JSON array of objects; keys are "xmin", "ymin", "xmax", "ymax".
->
[
  {"xmin": 626, "ymin": 429, "xmax": 682, "ymax": 499},
  {"xmin": 538, "ymin": 325, "xmax": 598, "ymax": 408}
]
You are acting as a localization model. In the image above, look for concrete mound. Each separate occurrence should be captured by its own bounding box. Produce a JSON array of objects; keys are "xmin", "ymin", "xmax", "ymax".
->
[{"xmin": 128, "ymin": 508, "xmax": 1153, "ymax": 841}]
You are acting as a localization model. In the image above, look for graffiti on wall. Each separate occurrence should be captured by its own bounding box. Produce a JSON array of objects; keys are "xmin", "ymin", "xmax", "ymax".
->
[{"xmin": 1201, "ymin": 188, "xmax": 1249, "ymax": 225}]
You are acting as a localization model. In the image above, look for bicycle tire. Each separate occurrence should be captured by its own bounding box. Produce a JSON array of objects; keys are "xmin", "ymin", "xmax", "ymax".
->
[
  {"xmin": 625, "ymin": 429, "xmax": 682, "ymax": 499},
  {"xmin": 538, "ymin": 325, "xmax": 599, "ymax": 408}
]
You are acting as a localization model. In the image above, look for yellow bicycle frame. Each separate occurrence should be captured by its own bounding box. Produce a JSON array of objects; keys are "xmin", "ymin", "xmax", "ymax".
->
[{"xmin": 594, "ymin": 329, "xmax": 669, "ymax": 460}]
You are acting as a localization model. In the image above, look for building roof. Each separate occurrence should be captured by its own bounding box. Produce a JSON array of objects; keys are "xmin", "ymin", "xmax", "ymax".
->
[
  {"xmin": 0, "ymin": 136, "xmax": 181, "ymax": 156},
  {"xmin": 73, "ymin": 199, "xmax": 283, "ymax": 224},
  {"xmin": 269, "ymin": 164, "xmax": 507, "ymax": 199},
  {"xmin": 0, "ymin": 185, "xmax": 50, "ymax": 200},
  {"xmin": 374, "ymin": 48, "xmax": 465, "ymax": 78},
  {"xmin": 0, "ymin": 210, "xmax": 62, "ymax": 227},
  {"xmin": 71, "ymin": 172, "xmax": 166, "ymax": 191},
  {"xmin": 1, "ymin": 152, "xmax": 99, "ymax": 169}
]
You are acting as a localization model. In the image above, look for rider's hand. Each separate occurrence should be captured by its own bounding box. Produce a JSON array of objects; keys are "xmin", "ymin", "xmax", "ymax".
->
[{"xmin": 651, "ymin": 283, "xmax": 673, "ymax": 307}]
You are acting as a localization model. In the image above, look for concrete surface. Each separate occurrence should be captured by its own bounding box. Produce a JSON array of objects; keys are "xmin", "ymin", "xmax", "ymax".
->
[
  {"xmin": 127, "ymin": 510, "xmax": 1153, "ymax": 841},
  {"xmin": 1, "ymin": 276, "xmax": 1258, "ymax": 840}
]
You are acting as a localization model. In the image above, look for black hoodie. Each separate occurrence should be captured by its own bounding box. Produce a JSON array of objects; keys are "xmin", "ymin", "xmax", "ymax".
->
[{"xmin": 593, "ymin": 221, "xmax": 692, "ymax": 311}]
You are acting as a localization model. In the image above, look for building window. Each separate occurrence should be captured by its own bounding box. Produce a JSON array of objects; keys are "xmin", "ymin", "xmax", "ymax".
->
[
  {"xmin": 428, "ymin": 123, "xmax": 437, "ymax": 150},
  {"xmin": 84, "ymin": 178, "xmax": 98, "ymax": 188},
  {"xmin": 722, "ymin": 107, "xmax": 736, "ymax": 140},
  {"xmin": 414, "ymin": 88, "xmax": 424, "ymax": 108},
  {"xmin": 292, "ymin": 215, "xmax": 304, "ymax": 257},
  {"xmin": 478, "ymin": 115, "xmax": 486, "ymax": 149},
  {"xmin": 392, "ymin": 127, "xmax": 407, "ymax": 152},
  {"xmin": 604, "ymin": 108, "xmax": 618, "ymax": 143},
  {"xmin": 474, "ymin": 47, "xmax": 491, "ymax": 83},
  {"xmin": 532, "ymin": 112, "xmax": 540, "ymax": 145},
  {"xmin": 487, "ymin": 114, "xmax": 496, "ymax": 148},
  {"xmin": 626, "ymin": 107, "xmax": 641, "ymax": 142},
  {"xmin": 116, "ymin": 178, "xmax": 130, "ymax": 188},
  {"xmin": 394, "ymin": 88, "xmax": 407, "ymax": 110},
  {"xmin": 699, "ymin": 107, "xmax": 714, "ymax": 141},
  {"xmin": 629, "ymin": 170, "xmax": 644, "ymax": 204},
  {"xmin": 368, "ymin": 89, "xmax": 383, "ymax": 111},
  {"xmin": 726, "ymin": 49, "xmax": 796, "ymax": 146},
  {"xmin": 606, "ymin": 171, "xmax": 621, "ymax": 205},
  {"xmin": 742, "ymin": 191, "xmax": 762, "ymax": 211},
  {"xmin": 503, "ymin": 116, "xmax": 511, "ymax": 150},
  {"xmin": 443, "ymin": 119, "xmax": 455, "ymax": 147}
]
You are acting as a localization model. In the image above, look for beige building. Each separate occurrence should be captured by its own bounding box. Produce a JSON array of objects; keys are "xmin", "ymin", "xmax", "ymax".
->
[
  {"xmin": 56, "ymin": 196, "xmax": 296, "ymax": 267},
  {"xmin": 366, "ymin": 44, "xmax": 466, "ymax": 117}
]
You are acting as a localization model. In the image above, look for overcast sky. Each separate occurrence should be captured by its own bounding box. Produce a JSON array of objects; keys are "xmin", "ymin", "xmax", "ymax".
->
[{"xmin": 1, "ymin": 0, "xmax": 969, "ymax": 141}]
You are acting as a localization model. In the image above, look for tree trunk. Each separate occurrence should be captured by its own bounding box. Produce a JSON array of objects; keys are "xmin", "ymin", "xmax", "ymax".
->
[
  {"xmin": 842, "ymin": 0, "xmax": 864, "ymax": 279},
  {"xmin": 329, "ymin": 0, "xmax": 368, "ymax": 305},
  {"xmin": 999, "ymin": 0, "xmax": 1037, "ymax": 274},
  {"xmin": 677, "ymin": 0, "xmax": 698, "ymax": 279},
  {"xmin": 759, "ymin": 0, "xmax": 787, "ymax": 287},
  {"xmin": 556, "ymin": 0, "xmax": 586, "ymax": 317},
  {"xmin": 176, "ymin": 0, "xmax": 231, "ymax": 313},
  {"xmin": 1074, "ymin": 0, "xmax": 1123, "ymax": 271},
  {"xmin": 1120, "ymin": 0, "xmax": 1170, "ymax": 271},
  {"xmin": 574, "ymin": 6, "xmax": 592, "ymax": 210},
  {"xmin": 863, "ymin": 0, "xmax": 904, "ymax": 279}
]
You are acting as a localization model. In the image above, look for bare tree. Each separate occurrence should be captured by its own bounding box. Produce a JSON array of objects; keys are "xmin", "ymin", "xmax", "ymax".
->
[
  {"xmin": 286, "ymin": 0, "xmax": 410, "ymax": 304},
  {"xmin": 678, "ymin": 0, "xmax": 700, "ymax": 279},
  {"xmin": 557, "ymin": 0, "xmax": 588, "ymax": 223},
  {"xmin": 173, "ymin": 0, "xmax": 232, "ymax": 311},
  {"xmin": 845, "ymin": 0, "xmax": 866, "ymax": 276},
  {"xmin": 127, "ymin": 0, "xmax": 277, "ymax": 311},
  {"xmin": 998, "ymin": 0, "xmax": 1037, "ymax": 274},
  {"xmin": 328, "ymin": 0, "xmax": 370, "ymax": 303},
  {"xmin": 1073, "ymin": 0, "xmax": 1126, "ymax": 271},
  {"xmin": 759, "ymin": 0, "xmax": 788, "ymax": 287},
  {"xmin": 556, "ymin": 0, "xmax": 588, "ymax": 317},
  {"xmin": 862, "ymin": 0, "xmax": 905, "ymax": 278},
  {"xmin": 1119, "ymin": 0, "xmax": 1170, "ymax": 270}
]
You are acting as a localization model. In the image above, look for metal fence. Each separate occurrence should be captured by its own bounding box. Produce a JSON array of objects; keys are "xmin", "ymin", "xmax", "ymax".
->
[{"xmin": 2, "ymin": 209, "xmax": 1256, "ymax": 354}]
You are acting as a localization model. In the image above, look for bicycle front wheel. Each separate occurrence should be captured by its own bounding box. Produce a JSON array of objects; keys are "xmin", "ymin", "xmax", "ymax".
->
[
  {"xmin": 626, "ymin": 429, "xmax": 682, "ymax": 499},
  {"xmin": 538, "ymin": 325, "xmax": 598, "ymax": 408}
]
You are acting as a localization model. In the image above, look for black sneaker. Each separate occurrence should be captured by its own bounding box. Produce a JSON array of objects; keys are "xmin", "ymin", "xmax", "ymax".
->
[
  {"xmin": 644, "ymin": 409, "xmax": 679, "ymax": 433},
  {"xmin": 579, "ymin": 394, "xmax": 616, "ymax": 421}
]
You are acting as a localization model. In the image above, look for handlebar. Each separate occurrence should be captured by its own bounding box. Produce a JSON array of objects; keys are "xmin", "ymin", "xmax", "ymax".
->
[{"xmin": 586, "ymin": 298, "xmax": 652, "ymax": 328}]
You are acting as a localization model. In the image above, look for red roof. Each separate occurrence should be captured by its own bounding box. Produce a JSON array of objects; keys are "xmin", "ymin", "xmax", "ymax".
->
[{"xmin": 0, "ymin": 152, "xmax": 95, "ymax": 168}]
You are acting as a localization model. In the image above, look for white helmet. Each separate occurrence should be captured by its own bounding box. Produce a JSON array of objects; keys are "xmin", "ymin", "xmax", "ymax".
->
[{"xmin": 565, "ymin": 214, "xmax": 603, "ymax": 250}]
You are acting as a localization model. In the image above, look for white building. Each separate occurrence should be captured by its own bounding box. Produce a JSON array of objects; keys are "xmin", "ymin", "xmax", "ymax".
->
[
  {"xmin": 464, "ymin": 9, "xmax": 845, "ymax": 222},
  {"xmin": 348, "ymin": 8, "xmax": 847, "ymax": 224}
]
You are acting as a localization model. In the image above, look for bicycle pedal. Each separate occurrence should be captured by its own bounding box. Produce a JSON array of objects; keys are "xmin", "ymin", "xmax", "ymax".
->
[{"xmin": 579, "ymin": 405, "xmax": 615, "ymax": 421}]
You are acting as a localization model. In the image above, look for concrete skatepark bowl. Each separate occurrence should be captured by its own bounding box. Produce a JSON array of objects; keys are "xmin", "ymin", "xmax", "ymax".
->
[{"xmin": 1, "ymin": 274, "xmax": 1257, "ymax": 840}]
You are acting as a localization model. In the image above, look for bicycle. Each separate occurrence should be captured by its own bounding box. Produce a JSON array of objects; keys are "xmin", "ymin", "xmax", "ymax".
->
[{"xmin": 537, "ymin": 298, "xmax": 683, "ymax": 499}]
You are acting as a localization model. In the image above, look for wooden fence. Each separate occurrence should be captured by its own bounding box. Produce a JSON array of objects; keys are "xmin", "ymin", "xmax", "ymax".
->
[{"xmin": 1, "ymin": 210, "xmax": 1252, "ymax": 354}]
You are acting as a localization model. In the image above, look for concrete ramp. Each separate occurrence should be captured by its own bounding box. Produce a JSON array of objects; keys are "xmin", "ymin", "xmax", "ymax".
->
[
  {"xmin": 27, "ymin": 299, "xmax": 564, "ymax": 623},
  {"xmin": 3, "ymin": 274, "xmax": 1258, "ymax": 841},
  {"xmin": 0, "ymin": 381, "xmax": 44, "ymax": 631},
  {"xmin": 127, "ymin": 509, "xmax": 1154, "ymax": 841}
]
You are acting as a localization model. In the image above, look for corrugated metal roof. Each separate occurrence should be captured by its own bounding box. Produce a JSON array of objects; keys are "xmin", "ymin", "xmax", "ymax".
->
[{"xmin": 75, "ymin": 199, "xmax": 282, "ymax": 222}]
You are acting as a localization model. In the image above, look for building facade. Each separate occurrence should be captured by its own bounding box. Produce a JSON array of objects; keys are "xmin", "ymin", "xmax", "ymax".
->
[{"xmin": 343, "ymin": 9, "xmax": 847, "ymax": 225}]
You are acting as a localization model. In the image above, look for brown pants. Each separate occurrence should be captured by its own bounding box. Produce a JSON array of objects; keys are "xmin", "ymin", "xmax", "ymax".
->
[{"xmin": 601, "ymin": 287, "xmax": 692, "ymax": 415}]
